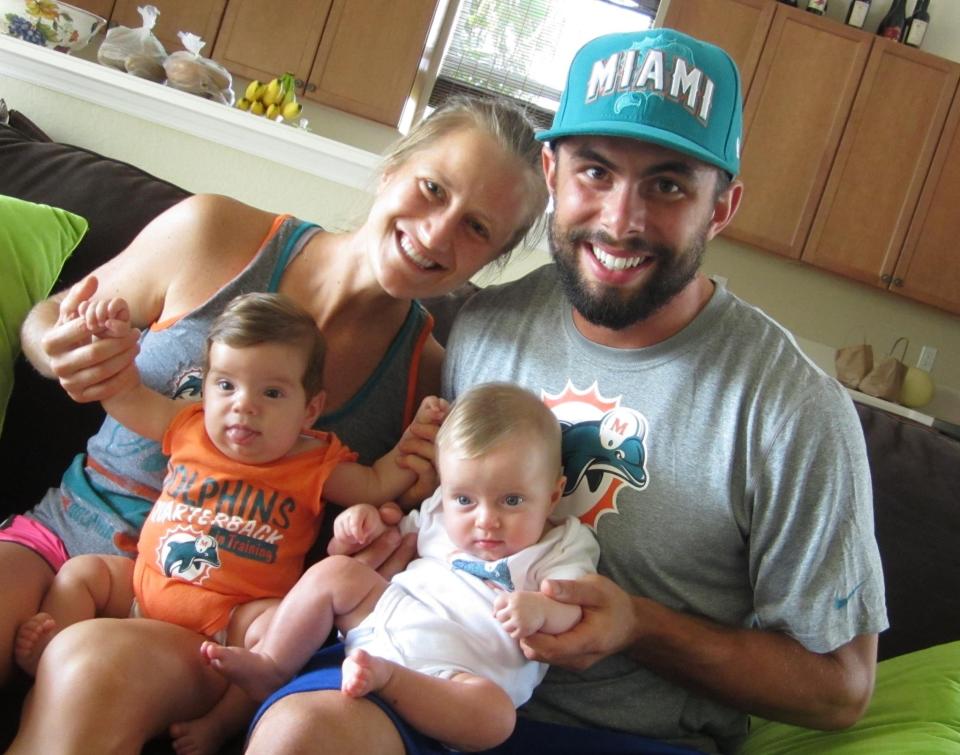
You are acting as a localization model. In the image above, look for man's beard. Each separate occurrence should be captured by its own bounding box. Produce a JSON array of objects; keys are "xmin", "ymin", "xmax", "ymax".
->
[{"xmin": 548, "ymin": 215, "xmax": 708, "ymax": 331}]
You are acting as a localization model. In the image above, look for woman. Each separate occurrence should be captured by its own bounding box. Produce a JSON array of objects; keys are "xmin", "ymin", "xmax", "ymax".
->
[{"xmin": 2, "ymin": 95, "xmax": 547, "ymax": 754}]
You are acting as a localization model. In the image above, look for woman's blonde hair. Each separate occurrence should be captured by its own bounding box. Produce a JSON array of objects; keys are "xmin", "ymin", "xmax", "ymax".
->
[
  {"xmin": 379, "ymin": 96, "xmax": 548, "ymax": 264},
  {"xmin": 437, "ymin": 382, "xmax": 561, "ymax": 469},
  {"xmin": 205, "ymin": 292, "xmax": 326, "ymax": 399}
]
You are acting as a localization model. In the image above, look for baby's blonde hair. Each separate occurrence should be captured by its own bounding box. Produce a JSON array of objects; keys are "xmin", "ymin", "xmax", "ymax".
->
[{"xmin": 437, "ymin": 383, "xmax": 561, "ymax": 469}]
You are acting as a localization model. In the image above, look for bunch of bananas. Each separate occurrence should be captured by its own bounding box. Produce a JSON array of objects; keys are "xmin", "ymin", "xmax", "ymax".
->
[{"xmin": 236, "ymin": 72, "xmax": 303, "ymax": 122}]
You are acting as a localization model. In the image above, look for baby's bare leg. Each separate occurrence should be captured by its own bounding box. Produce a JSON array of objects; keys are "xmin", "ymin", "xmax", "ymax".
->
[
  {"xmin": 14, "ymin": 554, "xmax": 133, "ymax": 675},
  {"xmin": 342, "ymin": 650, "xmax": 517, "ymax": 752},
  {"xmin": 205, "ymin": 556, "xmax": 387, "ymax": 700}
]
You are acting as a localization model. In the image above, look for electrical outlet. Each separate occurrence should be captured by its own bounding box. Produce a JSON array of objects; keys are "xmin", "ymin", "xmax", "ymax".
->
[{"xmin": 918, "ymin": 345, "xmax": 937, "ymax": 372}]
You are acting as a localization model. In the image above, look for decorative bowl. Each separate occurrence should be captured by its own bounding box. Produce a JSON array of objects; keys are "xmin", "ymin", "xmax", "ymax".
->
[{"xmin": 0, "ymin": 0, "xmax": 106, "ymax": 54}]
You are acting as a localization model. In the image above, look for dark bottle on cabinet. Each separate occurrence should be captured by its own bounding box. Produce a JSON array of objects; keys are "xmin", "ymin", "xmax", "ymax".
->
[
  {"xmin": 877, "ymin": 0, "xmax": 907, "ymax": 41},
  {"xmin": 845, "ymin": 0, "xmax": 871, "ymax": 28},
  {"xmin": 778, "ymin": 0, "xmax": 799, "ymax": 6},
  {"xmin": 806, "ymin": 0, "xmax": 828, "ymax": 14},
  {"xmin": 904, "ymin": 0, "xmax": 931, "ymax": 48}
]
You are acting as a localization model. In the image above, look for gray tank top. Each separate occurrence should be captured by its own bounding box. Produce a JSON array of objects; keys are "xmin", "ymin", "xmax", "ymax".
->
[{"xmin": 30, "ymin": 216, "xmax": 433, "ymax": 557}]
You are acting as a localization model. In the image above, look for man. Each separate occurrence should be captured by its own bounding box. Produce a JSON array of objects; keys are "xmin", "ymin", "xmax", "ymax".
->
[{"xmin": 442, "ymin": 28, "xmax": 887, "ymax": 754}]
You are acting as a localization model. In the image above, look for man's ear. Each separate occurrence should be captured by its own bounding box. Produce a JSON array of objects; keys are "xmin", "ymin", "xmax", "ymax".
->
[
  {"xmin": 706, "ymin": 178, "xmax": 743, "ymax": 241},
  {"xmin": 303, "ymin": 390, "xmax": 326, "ymax": 430},
  {"xmin": 541, "ymin": 143, "xmax": 558, "ymax": 201}
]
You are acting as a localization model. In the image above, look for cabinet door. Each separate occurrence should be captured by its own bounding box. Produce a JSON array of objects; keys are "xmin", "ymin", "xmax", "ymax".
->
[
  {"xmin": 305, "ymin": 0, "xmax": 440, "ymax": 126},
  {"xmin": 67, "ymin": 0, "xmax": 116, "ymax": 23},
  {"xmin": 725, "ymin": 8, "xmax": 870, "ymax": 259},
  {"xmin": 802, "ymin": 41, "xmax": 959, "ymax": 290},
  {"xmin": 659, "ymin": 0, "xmax": 774, "ymax": 99},
  {"xmin": 892, "ymin": 91, "xmax": 960, "ymax": 315},
  {"xmin": 212, "ymin": 0, "xmax": 334, "ymax": 85},
  {"xmin": 110, "ymin": 0, "xmax": 226, "ymax": 58}
]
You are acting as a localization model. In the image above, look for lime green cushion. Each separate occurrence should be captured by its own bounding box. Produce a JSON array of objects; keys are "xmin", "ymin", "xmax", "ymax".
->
[
  {"xmin": 738, "ymin": 641, "xmax": 960, "ymax": 755},
  {"xmin": 0, "ymin": 195, "xmax": 87, "ymax": 434}
]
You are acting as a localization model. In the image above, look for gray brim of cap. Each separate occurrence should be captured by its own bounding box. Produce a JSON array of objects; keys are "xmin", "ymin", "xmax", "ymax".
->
[{"xmin": 536, "ymin": 120, "xmax": 738, "ymax": 177}]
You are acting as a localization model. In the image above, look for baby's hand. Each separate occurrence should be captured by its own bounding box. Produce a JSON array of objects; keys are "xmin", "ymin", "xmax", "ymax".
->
[
  {"xmin": 329, "ymin": 503, "xmax": 387, "ymax": 555},
  {"xmin": 493, "ymin": 591, "xmax": 547, "ymax": 640},
  {"xmin": 77, "ymin": 297, "xmax": 132, "ymax": 340}
]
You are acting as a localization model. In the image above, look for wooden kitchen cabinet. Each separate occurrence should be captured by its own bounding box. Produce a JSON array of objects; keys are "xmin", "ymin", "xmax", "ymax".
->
[
  {"xmin": 659, "ymin": 0, "xmax": 774, "ymax": 99},
  {"xmin": 892, "ymin": 91, "xmax": 960, "ymax": 315},
  {"xmin": 725, "ymin": 7, "xmax": 871, "ymax": 259},
  {"xmin": 68, "ymin": 0, "xmax": 116, "ymax": 23},
  {"xmin": 109, "ymin": 0, "xmax": 227, "ymax": 57},
  {"xmin": 802, "ymin": 41, "xmax": 960, "ymax": 295},
  {"xmin": 306, "ymin": 0, "xmax": 439, "ymax": 125},
  {"xmin": 213, "ymin": 0, "xmax": 440, "ymax": 126},
  {"xmin": 212, "ymin": 0, "xmax": 334, "ymax": 87}
]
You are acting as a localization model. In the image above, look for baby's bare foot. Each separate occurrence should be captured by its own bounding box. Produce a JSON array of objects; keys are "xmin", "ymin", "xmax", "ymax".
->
[
  {"xmin": 201, "ymin": 642, "xmax": 288, "ymax": 702},
  {"xmin": 341, "ymin": 648, "xmax": 394, "ymax": 697},
  {"xmin": 170, "ymin": 716, "xmax": 230, "ymax": 755},
  {"xmin": 15, "ymin": 612, "xmax": 58, "ymax": 676}
]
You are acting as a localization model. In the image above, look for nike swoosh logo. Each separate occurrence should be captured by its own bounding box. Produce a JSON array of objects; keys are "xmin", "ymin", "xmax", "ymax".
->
[{"xmin": 834, "ymin": 580, "xmax": 866, "ymax": 609}]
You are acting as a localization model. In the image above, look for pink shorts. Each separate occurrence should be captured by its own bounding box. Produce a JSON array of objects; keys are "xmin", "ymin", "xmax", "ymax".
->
[{"xmin": 0, "ymin": 515, "xmax": 70, "ymax": 571}]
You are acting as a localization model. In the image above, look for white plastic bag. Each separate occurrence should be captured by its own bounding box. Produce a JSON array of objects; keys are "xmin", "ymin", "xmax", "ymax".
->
[
  {"xmin": 97, "ymin": 5, "xmax": 167, "ymax": 83},
  {"xmin": 163, "ymin": 31, "xmax": 234, "ymax": 106}
]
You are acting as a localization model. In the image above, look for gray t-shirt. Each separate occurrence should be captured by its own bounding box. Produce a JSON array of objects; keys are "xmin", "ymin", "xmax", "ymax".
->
[{"xmin": 443, "ymin": 264, "xmax": 888, "ymax": 754}]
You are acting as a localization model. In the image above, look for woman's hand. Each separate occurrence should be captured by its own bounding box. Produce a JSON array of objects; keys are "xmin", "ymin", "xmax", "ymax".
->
[
  {"xmin": 41, "ymin": 277, "xmax": 141, "ymax": 403},
  {"xmin": 336, "ymin": 502, "xmax": 418, "ymax": 580}
]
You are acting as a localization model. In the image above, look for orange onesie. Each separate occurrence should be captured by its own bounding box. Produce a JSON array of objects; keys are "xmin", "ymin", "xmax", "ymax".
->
[{"xmin": 133, "ymin": 404, "xmax": 356, "ymax": 638}]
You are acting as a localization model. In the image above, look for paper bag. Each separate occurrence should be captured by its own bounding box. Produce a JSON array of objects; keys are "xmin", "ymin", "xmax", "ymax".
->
[
  {"xmin": 835, "ymin": 342, "xmax": 873, "ymax": 389},
  {"xmin": 858, "ymin": 337, "xmax": 908, "ymax": 402}
]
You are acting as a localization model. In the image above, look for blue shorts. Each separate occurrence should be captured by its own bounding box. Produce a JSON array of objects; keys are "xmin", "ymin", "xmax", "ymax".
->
[{"xmin": 251, "ymin": 643, "xmax": 705, "ymax": 755}]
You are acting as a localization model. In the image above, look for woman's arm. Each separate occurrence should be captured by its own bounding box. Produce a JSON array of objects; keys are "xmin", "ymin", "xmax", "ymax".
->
[{"xmin": 20, "ymin": 195, "xmax": 274, "ymax": 403}]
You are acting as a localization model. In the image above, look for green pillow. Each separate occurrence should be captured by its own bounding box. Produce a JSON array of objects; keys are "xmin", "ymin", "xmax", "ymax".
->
[
  {"xmin": 738, "ymin": 641, "xmax": 960, "ymax": 754},
  {"xmin": 0, "ymin": 195, "xmax": 87, "ymax": 434}
]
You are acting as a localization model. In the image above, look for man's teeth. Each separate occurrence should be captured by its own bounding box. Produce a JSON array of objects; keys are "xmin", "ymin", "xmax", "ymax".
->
[
  {"xmin": 591, "ymin": 246, "xmax": 645, "ymax": 271},
  {"xmin": 400, "ymin": 236, "xmax": 439, "ymax": 270}
]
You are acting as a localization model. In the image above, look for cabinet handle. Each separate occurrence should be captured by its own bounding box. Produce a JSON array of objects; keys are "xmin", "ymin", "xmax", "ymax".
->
[
  {"xmin": 295, "ymin": 79, "xmax": 305, "ymax": 88},
  {"xmin": 892, "ymin": 277, "xmax": 904, "ymax": 287},
  {"xmin": 881, "ymin": 274, "xmax": 892, "ymax": 284},
  {"xmin": 306, "ymin": 83, "xmax": 318, "ymax": 92}
]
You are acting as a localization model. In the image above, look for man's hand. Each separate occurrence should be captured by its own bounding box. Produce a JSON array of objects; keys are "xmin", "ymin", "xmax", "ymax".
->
[{"xmin": 519, "ymin": 574, "xmax": 638, "ymax": 671}]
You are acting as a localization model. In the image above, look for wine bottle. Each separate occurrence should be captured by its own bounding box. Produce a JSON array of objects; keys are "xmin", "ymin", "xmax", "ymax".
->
[
  {"xmin": 806, "ymin": 0, "xmax": 828, "ymax": 14},
  {"xmin": 778, "ymin": 0, "xmax": 799, "ymax": 6},
  {"xmin": 877, "ymin": 0, "xmax": 907, "ymax": 41},
  {"xmin": 845, "ymin": 0, "xmax": 871, "ymax": 28},
  {"xmin": 904, "ymin": 0, "xmax": 930, "ymax": 48}
]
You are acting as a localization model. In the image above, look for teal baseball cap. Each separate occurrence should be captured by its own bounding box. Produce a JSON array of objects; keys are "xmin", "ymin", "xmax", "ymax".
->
[{"xmin": 538, "ymin": 29, "xmax": 743, "ymax": 176}]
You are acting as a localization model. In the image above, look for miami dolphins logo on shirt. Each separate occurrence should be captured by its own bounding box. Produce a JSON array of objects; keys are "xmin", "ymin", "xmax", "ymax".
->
[
  {"xmin": 156, "ymin": 527, "xmax": 221, "ymax": 583},
  {"xmin": 543, "ymin": 380, "xmax": 649, "ymax": 530}
]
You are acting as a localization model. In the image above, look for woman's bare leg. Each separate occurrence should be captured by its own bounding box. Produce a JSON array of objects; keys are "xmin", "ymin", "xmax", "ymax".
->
[
  {"xmin": 246, "ymin": 690, "xmax": 406, "ymax": 755},
  {"xmin": 6, "ymin": 617, "xmax": 228, "ymax": 755},
  {"xmin": 0, "ymin": 543, "xmax": 53, "ymax": 686}
]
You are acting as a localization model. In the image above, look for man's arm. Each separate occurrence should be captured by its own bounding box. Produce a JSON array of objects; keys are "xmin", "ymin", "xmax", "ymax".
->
[{"xmin": 521, "ymin": 574, "xmax": 877, "ymax": 730}]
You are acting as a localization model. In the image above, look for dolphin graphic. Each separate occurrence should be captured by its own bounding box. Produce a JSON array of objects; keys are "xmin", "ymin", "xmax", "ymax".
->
[
  {"xmin": 561, "ymin": 415, "xmax": 647, "ymax": 496},
  {"xmin": 163, "ymin": 534, "xmax": 220, "ymax": 577}
]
